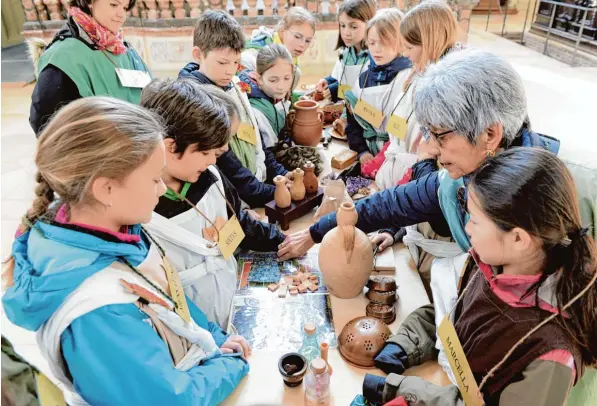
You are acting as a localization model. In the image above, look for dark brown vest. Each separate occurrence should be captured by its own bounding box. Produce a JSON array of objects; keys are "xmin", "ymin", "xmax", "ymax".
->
[{"xmin": 454, "ymin": 262, "xmax": 583, "ymax": 403}]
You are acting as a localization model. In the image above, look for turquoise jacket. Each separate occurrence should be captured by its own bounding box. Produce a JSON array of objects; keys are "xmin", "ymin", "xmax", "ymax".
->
[{"xmin": 2, "ymin": 221, "xmax": 249, "ymax": 406}]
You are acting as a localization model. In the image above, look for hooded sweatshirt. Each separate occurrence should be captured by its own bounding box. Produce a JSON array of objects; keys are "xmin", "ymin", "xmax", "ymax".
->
[{"xmin": 2, "ymin": 218, "xmax": 249, "ymax": 406}]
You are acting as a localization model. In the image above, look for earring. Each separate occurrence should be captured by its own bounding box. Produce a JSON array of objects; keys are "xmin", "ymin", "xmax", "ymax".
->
[{"xmin": 486, "ymin": 149, "xmax": 495, "ymax": 158}]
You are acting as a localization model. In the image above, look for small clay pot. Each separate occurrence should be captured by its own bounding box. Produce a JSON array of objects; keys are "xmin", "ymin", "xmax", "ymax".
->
[
  {"xmin": 290, "ymin": 168, "xmax": 306, "ymax": 201},
  {"xmin": 278, "ymin": 352, "xmax": 308, "ymax": 387},
  {"xmin": 289, "ymin": 100, "xmax": 323, "ymax": 147},
  {"xmin": 366, "ymin": 276, "xmax": 397, "ymax": 292},
  {"xmin": 366, "ymin": 289, "xmax": 397, "ymax": 305},
  {"xmin": 366, "ymin": 302, "xmax": 396, "ymax": 324},
  {"xmin": 273, "ymin": 175, "xmax": 291, "ymax": 208},
  {"xmin": 302, "ymin": 161, "xmax": 319, "ymax": 194}
]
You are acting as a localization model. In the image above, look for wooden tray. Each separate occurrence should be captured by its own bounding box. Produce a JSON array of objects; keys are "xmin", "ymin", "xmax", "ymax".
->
[{"xmin": 265, "ymin": 187, "xmax": 324, "ymax": 231}]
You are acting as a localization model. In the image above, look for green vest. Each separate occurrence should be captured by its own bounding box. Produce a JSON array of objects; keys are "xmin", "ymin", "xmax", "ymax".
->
[{"xmin": 37, "ymin": 38, "xmax": 150, "ymax": 104}]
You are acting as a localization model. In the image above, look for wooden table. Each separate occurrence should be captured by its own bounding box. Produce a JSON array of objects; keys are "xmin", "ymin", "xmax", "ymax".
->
[{"xmin": 224, "ymin": 139, "xmax": 450, "ymax": 405}]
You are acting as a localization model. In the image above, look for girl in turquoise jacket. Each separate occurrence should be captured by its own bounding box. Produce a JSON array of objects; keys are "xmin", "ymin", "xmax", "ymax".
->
[{"xmin": 2, "ymin": 97, "xmax": 249, "ymax": 406}]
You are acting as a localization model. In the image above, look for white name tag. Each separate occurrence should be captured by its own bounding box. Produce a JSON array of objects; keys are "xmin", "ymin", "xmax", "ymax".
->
[{"xmin": 115, "ymin": 68, "xmax": 152, "ymax": 88}]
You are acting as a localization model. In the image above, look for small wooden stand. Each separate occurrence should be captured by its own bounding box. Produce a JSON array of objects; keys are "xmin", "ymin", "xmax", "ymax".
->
[{"xmin": 265, "ymin": 187, "xmax": 324, "ymax": 231}]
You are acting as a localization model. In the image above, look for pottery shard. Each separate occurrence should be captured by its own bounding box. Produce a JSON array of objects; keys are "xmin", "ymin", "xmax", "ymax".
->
[
  {"xmin": 308, "ymin": 284, "xmax": 319, "ymax": 292},
  {"xmin": 278, "ymin": 285, "xmax": 289, "ymax": 298},
  {"xmin": 298, "ymin": 284, "xmax": 309, "ymax": 293},
  {"xmin": 293, "ymin": 278, "xmax": 301, "ymax": 286},
  {"xmin": 284, "ymin": 276, "xmax": 295, "ymax": 285},
  {"xmin": 308, "ymin": 275, "xmax": 319, "ymax": 282},
  {"xmin": 298, "ymin": 273, "xmax": 309, "ymax": 282},
  {"xmin": 289, "ymin": 286, "xmax": 299, "ymax": 295},
  {"xmin": 268, "ymin": 283, "xmax": 279, "ymax": 292}
]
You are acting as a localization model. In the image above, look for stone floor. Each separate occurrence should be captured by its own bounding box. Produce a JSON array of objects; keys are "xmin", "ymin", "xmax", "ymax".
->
[{"xmin": 1, "ymin": 28, "xmax": 597, "ymax": 389}]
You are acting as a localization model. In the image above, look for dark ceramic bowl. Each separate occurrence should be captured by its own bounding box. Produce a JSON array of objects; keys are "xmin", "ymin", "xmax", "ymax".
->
[{"xmin": 278, "ymin": 352, "xmax": 308, "ymax": 387}]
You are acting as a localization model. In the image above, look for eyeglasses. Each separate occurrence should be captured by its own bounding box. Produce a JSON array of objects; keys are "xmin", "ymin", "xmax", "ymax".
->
[
  {"xmin": 420, "ymin": 126, "xmax": 454, "ymax": 144},
  {"xmin": 287, "ymin": 30, "xmax": 314, "ymax": 45}
]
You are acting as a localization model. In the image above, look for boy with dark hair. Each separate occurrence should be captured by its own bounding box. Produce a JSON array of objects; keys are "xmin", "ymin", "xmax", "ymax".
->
[
  {"xmin": 180, "ymin": 10, "xmax": 288, "ymax": 208},
  {"xmin": 141, "ymin": 77, "xmax": 285, "ymax": 328}
]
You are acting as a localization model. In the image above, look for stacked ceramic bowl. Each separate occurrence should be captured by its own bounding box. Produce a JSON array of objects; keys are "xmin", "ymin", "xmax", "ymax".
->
[{"xmin": 365, "ymin": 276, "xmax": 397, "ymax": 324}]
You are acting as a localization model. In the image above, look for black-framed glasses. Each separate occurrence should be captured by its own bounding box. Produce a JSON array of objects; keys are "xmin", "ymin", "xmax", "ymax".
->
[{"xmin": 421, "ymin": 126, "xmax": 454, "ymax": 143}]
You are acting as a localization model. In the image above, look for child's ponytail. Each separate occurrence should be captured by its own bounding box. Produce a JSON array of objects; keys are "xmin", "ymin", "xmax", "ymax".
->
[{"xmin": 470, "ymin": 148, "xmax": 597, "ymax": 368}]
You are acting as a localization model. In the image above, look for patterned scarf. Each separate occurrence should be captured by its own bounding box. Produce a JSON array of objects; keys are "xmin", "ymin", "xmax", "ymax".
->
[{"xmin": 68, "ymin": 7, "xmax": 127, "ymax": 55}]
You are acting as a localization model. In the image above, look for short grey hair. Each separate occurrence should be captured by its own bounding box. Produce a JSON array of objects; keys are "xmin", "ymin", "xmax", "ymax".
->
[{"xmin": 413, "ymin": 49, "xmax": 527, "ymax": 145}]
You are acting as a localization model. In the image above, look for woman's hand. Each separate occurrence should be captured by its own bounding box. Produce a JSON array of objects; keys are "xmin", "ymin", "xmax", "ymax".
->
[
  {"xmin": 277, "ymin": 229, "xmax": 315, "ymax": 261},
  {"xmin": 220, "ymin": 335, "xmax": 252, "ymax": 358},
  {"xmin": 315, "ymin": 79, "xmax": 328, "ymax": 93},
  {"xmin": 370, "ymin": 232, "xmax": 394, "ymax": 252},
  {"xmin": 417, "ymin": 137, "xmax": 438, "ymax": 161},
  {"xmin": 360, "ymin": 152, "xmax": 375, "ymax": 164}
]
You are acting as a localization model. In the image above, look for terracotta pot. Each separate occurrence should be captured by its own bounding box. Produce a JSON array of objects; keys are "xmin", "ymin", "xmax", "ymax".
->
[
  {"xmin": 289, "ymin": 100, "xmax": 323, "ymax": 147},
  {"xmin": 274, "ymin": 175, "xmax": 291, "ymax": 208},
  {"xmin": 318, "ymin": 203, "xmax": 374, "ymax": 298},
  {"xmin": 337, "ymin": 202, "xmax": 358, "ymax": 226},
  {"xmin": 302, "ymin": 161, "xmax": 318, "ymax": 194},
  {"xmin": 290, "ymin": 168, "xmax": 306, "ymax": 201}
]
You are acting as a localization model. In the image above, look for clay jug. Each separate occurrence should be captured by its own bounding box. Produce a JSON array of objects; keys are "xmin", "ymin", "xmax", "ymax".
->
[
  {"xmin": 274, "ymin": 175, "xmax": 291, "ymax": 208},
  {"xmin": 318, "ymin": 202, "xmax": 374, "ymax": 299},
  {"xmin": 289, "ymin": 100, "xmax": 323, "ymax": 147},
  {"xmin": 290, "ymin": 168, "xmax": 306, "ymax": 201},
  {"xmin": 303, "ymin": 161, "xmax": 319, "ymax": 194}
]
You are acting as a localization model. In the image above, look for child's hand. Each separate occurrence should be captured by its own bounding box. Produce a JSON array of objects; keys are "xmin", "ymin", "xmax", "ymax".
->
[
  {"xmin": 360, "ymin": 152, "xmax": 375, "ymax": 164},
  {"xmin": 221, "ymin": 335, "xmax": 252, "ymax": 358},
  {"xmin": 315, "ymin": 79, "xmax": 328, "ymax": 93},
  {"xmin": 370, "ymin": 232, "xmax": 394, "ymax": 252},
  {"xmin": 417, "ymin": 137, "xmax": 439, "ymax": 161},
  {"xmin": 244, "ymin": 209, "xmax": 263, "ymax": 222}
]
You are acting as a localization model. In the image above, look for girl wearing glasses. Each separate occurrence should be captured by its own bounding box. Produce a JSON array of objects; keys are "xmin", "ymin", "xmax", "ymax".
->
[{"xmin": 242, "ymin": 6, "xmax": 316, "ymax": 94}]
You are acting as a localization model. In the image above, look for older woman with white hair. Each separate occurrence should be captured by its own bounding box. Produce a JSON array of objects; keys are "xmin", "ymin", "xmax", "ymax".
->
[{"xmin": 277, "ymin": 49, "xmax": 560, "ymax": 260}]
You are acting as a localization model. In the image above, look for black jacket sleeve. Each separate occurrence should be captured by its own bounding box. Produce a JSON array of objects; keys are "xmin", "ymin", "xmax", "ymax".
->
[
  {"xmin": 324, "ymin": 75, "xmax": 339, "ymax": 103},
  {"xmin": 345, "ymin": 109, "xmax": 369, "ymax": 156},
  {"xmin": 264, "ymin": 145, "xmax": 288, "ymax": 183},
  {"xmin": 216, "ymin": 149, "xmax": 275, "ymax": 208},
  {"xmin": 309, "ymin": 171, "xmax": 444, "ymax": 243},
  {"xmin": 30, "ymin": 64, "xmax": 81, "ymax": 137},
  {"xmin": 220, "ymin": 171, "xmax": 285, "ymax": 251}
]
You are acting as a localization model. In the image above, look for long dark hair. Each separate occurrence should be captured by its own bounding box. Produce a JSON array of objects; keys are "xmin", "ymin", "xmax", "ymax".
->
[
  {"xmin": 470, "ymin": 148, "xmax": 597, "ymax": 366},
  {"xmin": 335, "ymin": 0, "xmax": 376, "ymax": 51}
]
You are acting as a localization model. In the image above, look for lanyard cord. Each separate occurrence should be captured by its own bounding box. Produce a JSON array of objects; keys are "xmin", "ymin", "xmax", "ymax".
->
[{"xmin": 167, "ymin": 183, "xmax": 236, "ymax": 242}]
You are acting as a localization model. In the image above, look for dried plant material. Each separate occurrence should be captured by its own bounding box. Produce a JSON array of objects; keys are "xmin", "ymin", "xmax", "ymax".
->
[{"xmin": 268, "ymin": 283, "xmax": 279, "ymax": 292}]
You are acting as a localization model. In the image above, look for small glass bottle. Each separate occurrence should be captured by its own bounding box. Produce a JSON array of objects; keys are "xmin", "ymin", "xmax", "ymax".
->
[
  {"xmin": 298, "ymin": 322, "xmax": 321, "ymax": 363},
  {"xmin": 304, "ymin": 358, "xmax": 331, "ymax": 406}
]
